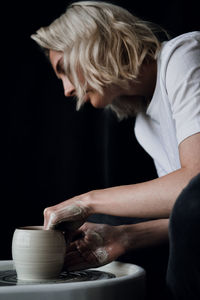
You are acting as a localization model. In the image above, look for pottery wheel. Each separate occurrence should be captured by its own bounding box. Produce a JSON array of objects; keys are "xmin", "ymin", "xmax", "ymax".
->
[{"xmin": 0, "ymin": 270, "xmax": 115, "ymax": 286}]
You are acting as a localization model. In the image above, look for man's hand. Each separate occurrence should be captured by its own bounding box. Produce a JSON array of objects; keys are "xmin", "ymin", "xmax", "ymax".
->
[
  {"xmin": 63, "ymin": 222, "xmax": 126, "ymax": 271},
  {"xmin": 43, "ymin": 197, "xmax": 91, "ymax": 231}
]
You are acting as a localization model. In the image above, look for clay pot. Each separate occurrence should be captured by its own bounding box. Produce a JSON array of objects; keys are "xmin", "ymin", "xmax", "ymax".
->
[{"xmin": 12, "ymin": 226, "xmax": 66, "ymax": 281}]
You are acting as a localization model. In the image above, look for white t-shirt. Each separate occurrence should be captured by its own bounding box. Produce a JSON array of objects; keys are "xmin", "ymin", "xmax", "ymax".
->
[{"xmin": 134, "ymin": 31, "xmax": 200, "ymax": 177}]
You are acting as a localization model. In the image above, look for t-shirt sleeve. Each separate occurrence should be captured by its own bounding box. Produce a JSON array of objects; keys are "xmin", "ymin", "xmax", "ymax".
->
[{"xmin": 165, "ymin": 34, "xmax": 200, "ymax": 145}]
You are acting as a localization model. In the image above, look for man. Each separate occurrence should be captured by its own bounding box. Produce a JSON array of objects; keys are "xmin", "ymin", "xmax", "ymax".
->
[{"xmin": 31, "ymin": 1, "xmax": 200, "ymax": 299}]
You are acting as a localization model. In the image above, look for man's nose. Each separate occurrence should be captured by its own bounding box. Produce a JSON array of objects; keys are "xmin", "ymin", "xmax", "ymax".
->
[{"xmin": 63, "ymin": 78, "xmax": 75, "ymax": 97}]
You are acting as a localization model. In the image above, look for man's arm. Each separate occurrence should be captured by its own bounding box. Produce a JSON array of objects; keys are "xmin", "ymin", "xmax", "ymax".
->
[
  {"xmin": 87, "ymin": 133, "xmax": 200, "ymax": 218},
  {"xmin": 63, "ymin": 219, "xmax": 169, "ymax": 271},
  {"xmin": 44, "ymin": 133, "xmax": 200, "ymax": 228}
]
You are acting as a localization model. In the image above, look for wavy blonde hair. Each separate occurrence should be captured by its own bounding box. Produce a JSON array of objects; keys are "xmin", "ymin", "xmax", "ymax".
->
[{"xmin": 31, "ymin": 1, "xmax": 168, "ymax": 118}]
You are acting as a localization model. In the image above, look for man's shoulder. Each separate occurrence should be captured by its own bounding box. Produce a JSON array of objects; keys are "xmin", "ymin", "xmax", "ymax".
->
[{"xmin": 160, "ymin": 31, "xmax": 200, "ymax": 57}]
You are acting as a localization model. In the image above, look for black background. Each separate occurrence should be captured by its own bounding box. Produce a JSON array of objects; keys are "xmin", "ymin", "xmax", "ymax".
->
[{"xmin": 3, "ymin": 0, "xmax": 200, "ymax": 259}]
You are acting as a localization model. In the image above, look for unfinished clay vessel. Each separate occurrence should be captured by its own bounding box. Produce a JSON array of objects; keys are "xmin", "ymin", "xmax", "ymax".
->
[{"xmin": 12, "ymin": 226, "xmax": 66, "ymax": 281}]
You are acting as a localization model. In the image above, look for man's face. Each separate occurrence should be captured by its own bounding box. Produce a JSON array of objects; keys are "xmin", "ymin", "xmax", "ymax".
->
[
  {"xmin": 49, "ymin": 50, "xmax": 118, "ymax": 108},
  {"xmin": 49, "ymin": 50, "xmax": 151, "ymax": 110}
]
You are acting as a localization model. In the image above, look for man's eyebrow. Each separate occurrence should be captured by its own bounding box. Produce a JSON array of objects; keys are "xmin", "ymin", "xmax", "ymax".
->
[{"xmin": 56, "ymin": 58, "xmax": 65, "ymax": 74}]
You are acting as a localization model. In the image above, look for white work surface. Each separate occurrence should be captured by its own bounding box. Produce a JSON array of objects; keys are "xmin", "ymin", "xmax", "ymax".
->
[{"xmin": 0, "ymin": 260, "xmax": 146, "ymax": 300}]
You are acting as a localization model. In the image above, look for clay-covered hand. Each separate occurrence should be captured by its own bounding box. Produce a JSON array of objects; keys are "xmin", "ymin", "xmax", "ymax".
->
[
  {"xmin": 63, "ymin": 222, "xmax": 127, "ymax": 271},
  {"xmin": 43, "ymin": 197, "xmax": 91, "ymax": 232}
]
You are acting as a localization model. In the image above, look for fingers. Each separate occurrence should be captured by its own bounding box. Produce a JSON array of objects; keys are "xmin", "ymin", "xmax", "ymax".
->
[
  {"xmin": 43, "ymin": 207, "xmax": 56, "ymax": 229},
  {"xmin": 64, "ymin": 249, "xmax": 86, "ymax": 271},
  {"xmin": 64, "ymin": 241, "xmax": 99, "ymax": 271},
  {"xmin": 65, "ymin": 257, "xmax": 91, "ymax": 272},
  {"xmin": 64, "ymin": 228, "xmax": 102, "ymax": 271},
  {"xmin": 65, "ymin": 228, "xmax": 85, "ymax": 244},
  {"xmin": 62, "ymin": 222, "xmax": 118, "ymax": 271},
  {"xmin": 43, "ymin": 200, "xmax": 89, "ymax": 230}
]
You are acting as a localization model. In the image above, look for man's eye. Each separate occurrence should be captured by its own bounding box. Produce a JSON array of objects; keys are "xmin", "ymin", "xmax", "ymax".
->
[{"xmin": 56, "ymin": 63, "xmax": 65, "ymax": 75}]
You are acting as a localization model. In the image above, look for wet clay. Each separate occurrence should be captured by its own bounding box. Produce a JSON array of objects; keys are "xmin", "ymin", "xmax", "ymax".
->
[
  {"xmin": 94, "ymin": 248, "xmax": 109, "ymax": 264},
  {"xmin": 46, "ymin": 202, "xmax": 87, "ymax": 230},
  {"xmin": 84, "ymin": 229, "xmax": 109, "ymax": 264}
]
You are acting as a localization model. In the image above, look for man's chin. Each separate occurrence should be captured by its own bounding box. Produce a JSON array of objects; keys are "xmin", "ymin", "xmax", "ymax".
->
[
  {"xmin": 107, "ymin": 95, "xmax": 146, "ymax": 120},
  {"xmin": 90, "ymin": 100, "xmax": 107, "ymax": 109}
]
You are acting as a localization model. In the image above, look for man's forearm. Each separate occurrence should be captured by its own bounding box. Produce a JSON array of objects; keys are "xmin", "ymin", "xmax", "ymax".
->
[
  {"xmin": 87, "ymin": 167, "xmax": 198, "ymax": 219},
  {"xmin": 120, "ymin": 218, "xmax": 169, "ymax": 252}
]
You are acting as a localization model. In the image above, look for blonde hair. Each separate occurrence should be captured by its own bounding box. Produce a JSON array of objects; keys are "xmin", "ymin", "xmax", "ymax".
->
[{"xmin": 31, "ymin": 1, "xmax": 168, "ymax": 118}]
